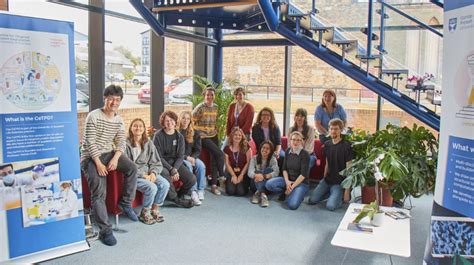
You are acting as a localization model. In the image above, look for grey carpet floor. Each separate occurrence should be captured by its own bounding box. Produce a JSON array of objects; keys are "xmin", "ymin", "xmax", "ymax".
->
[{"xmin": 42, "ymin": 191, "xmax": 433, "ymax": 265}]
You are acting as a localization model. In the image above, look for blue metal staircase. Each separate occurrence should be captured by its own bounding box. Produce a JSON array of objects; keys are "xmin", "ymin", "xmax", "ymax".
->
[{"xmin": 130, "ymin": 0, "xmax": 441, "ymax": 131}]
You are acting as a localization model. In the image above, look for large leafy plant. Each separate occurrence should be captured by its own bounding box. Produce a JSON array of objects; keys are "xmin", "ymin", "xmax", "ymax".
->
[
  {"xmin": 341, "ymin": 124, "xmax": 438, "ymax": 201},
  {"xmin": 187, "ymin": 75, "xmax": 237, "ymax": 142}
]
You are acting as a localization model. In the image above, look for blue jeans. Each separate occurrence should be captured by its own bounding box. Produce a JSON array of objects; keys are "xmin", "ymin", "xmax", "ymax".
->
[
  {"xmin": 184, "ymin": 159, "xmax": 206, "ymax": 191},
  {"xmin": 136, "ymin": 175, "xmax": 170, "ymax": 208},
  {"xmin": 252, "ymin": 178, "xmax": 268, "ymax": 192},
  {"xmin": 308, "ymin": 179, "xmax": 343, "ymax": 211},
  {"xmin": 265, "ymin": 177, "xmax": 309, "ymax": 210},
  {"xmin": 309, "ymin": 154, "xmax": 316, "ymax": 170}
]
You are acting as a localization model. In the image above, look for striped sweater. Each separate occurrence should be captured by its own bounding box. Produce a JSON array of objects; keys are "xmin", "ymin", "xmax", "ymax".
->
[
  {"xmin": 192, "ymin": 102, "xmax": 218, "ymax": 138},
  {"xmin": 80, "ymin": 109, "xmax": 126, "ymax": 160}
]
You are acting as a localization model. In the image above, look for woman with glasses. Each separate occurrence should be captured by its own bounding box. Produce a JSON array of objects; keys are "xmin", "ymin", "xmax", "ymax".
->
[
  {"xmin": 289, "ymin": 108, "xmax": 317, "ymax": 170},
  {"xmin": 265, "ymin": 131, "xmax": 310, "ymax": 210}
]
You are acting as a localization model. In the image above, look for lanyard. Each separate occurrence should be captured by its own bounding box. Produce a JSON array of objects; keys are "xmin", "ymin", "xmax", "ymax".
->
[{"xmin": 232, "ymin": 151, "xmax": 239, "ymax": 166}]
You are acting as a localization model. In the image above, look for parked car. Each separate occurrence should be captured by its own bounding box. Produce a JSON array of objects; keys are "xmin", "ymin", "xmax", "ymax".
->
[
  {"xmin": 168, "ymin": 78, "xmax": 193, "ymax": 104},
  {"xmin": 137, "ymin": 75, "xmax": 174, "ymax": 104},
  {"xmin": 76, "ymin": 74, "xmax": 89, "ymax": 96},
  {"xmin": 132, "ymin": 72, "xmax": 150, "ymax": 86},
  {"xmin": 109, "ymin": 73, "xmax": 125, "ymax": 82},
  {"xmin": 76, "ymin": 89, "xmax": 89, "ymax": 111}
]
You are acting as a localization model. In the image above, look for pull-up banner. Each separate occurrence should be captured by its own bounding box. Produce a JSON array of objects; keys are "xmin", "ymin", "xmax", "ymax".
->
[
  {"xmin": 424, "ymin": 1, "xmax": 474, "ymax": 264},
  {"xmin": 0, "ymin": 13, "xmax": 88, "ymax": 263}
]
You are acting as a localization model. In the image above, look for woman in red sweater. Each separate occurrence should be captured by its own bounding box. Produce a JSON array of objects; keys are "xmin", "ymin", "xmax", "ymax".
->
[{"xmin": 226, "ymin": 87, "xmax": 255, "ymax": 141}]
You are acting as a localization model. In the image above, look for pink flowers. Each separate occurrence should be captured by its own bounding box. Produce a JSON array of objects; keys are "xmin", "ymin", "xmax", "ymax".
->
[{"xmin": 408, "ymin": 73, "xmax": 434, "ymax": 86}]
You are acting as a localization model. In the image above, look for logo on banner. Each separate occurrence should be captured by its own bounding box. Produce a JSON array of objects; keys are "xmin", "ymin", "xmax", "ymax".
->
[{"xmin": 449, "ymin": 18, "xmax": 457, "ymax": 32}]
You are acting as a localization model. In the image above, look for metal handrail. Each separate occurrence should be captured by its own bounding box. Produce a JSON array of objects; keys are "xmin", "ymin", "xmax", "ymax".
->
[{"xmin": 379, "ymin": 1, "xmax": 443, "ymax": 38}]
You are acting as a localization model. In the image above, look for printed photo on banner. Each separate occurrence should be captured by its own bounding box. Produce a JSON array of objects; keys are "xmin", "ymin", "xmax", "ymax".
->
[
  {"xmin": 21, "ymin": 179, "xmax": 83, "ymax": 228},
  {"xmin": 0, "ymin": 157, "xmax": 60, "ymax": 210},
  {"xmin": 430, "ymin": 216, "xmax": 474, "ymax": 259},
  {"xmin": 0, "ymin": 27, "xmax": 71, "ymax": 114}
]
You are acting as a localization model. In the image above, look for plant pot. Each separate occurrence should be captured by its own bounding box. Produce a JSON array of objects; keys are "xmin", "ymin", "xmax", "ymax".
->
[
  {"xmin": 361, "ymin": 186, "xmax": 393, "ymax": 207},
  {"xmin": 371, "ymin": 212, "xmax": 384, "ymax": 227}
]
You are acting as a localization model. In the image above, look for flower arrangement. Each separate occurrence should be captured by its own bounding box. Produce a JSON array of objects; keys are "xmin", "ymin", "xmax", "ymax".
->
[
  {"xmin": 407, "ymin": 73, "xmax": 434, "ymax": 87},
  {"xmin": 147, "ymin": 126, "xmax": 157, "ymax": 140}
]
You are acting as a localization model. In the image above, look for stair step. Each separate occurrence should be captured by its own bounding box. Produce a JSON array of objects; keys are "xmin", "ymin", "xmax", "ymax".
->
[
  {"xmin": 333, "ymin": 39, "xmax": 358, "ymax": 53},
  {"xmin": 311, "ymin": 26, "xmax": 335, "ymax": 42},
  {"xmin": 152, "ymin": 0, "xmax": 256, "ymax": 12},
  {"xmin": 382, "ymin": 69, "xmax": 409, "ymax": 76},
  {"xmin": 356, "ymin": 54, "xmax": 382, "ymax": 63}
]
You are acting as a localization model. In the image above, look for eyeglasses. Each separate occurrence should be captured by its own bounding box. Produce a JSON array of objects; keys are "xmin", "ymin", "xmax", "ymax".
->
[
  {"xmin": 106, "ymin": 96, "xmax": 122, "ymax": 103},
  {"xmin": 290, "ymin": 138, "xmax": 302, "ymax": 142},
  {"xmin": 261, "ymin": 113, "xmax": 271, "ymax": 117}
]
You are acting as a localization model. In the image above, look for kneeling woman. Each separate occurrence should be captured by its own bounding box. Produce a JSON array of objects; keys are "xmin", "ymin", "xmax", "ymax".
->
[
  {"xmin": 265, "ymin": 131, "xmax": 310, "ymax": 210},
  {"xmin": 247, "ymin": 141, "xmax": 279, "ymax": 207},
  {"xmin": 126, "ymin": 118, "xmax": 170, "ymax": 224},
  {"xmin": 224, "ymin": 127, "xmax": 252, "ymax": 196}
]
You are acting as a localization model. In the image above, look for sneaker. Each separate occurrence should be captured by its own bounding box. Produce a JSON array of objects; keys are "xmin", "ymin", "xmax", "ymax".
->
[
  {"xmin": 218, "ymin": 177, "xmax": 226, "ymax": 189},
  {"xmin": 211, "ymin": 185, "xmax": 221, "ymax": 196},
  {"xmin": 260, "ymin": 193, "xmax": 269, "ymax": 207},
  {"xmin": 118, "ymin": 204, "xmax": 138, "ymax": 222},
  {"xmin": 174, "ymin": 197, "xmax": 194, "ymax": 208},
  {"xmin": 198, "ymin": 190, "xmax": 205, "ymax": 201},
  {"xmin": 278, "ymin": 193, "xmax": 286, "ymax": 202},
  {"xmin": 100, "ymin": 231, "xmax": 117, "ymax": 246},
  {"xmin": 151, "ymin": 209, "xmax": 165, "ymax": 223},
  {"xmin": 191, "ymin": 191, "xmax": 202, "ymax": 206},
  {"xmin": 139, "ymin": 208, "xmax": 156, "ymax": 225},
  {"xmin": 251, "ymin": 191, "xmax": 260, "ymax": 204}
]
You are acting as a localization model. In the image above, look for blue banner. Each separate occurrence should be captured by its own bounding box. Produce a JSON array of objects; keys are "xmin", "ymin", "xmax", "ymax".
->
[{"xmin": 0, "ymin": 13, "xmax": 88, "ymax": 262}]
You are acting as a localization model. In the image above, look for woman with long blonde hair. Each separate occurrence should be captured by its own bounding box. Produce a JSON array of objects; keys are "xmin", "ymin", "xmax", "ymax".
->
[
  {"xmin": 179, "ymin": 111, "xmax": 206, "ymax": 204},
  {"xmin": 224, "ymin": 127, "xmax": 252, "ymax": 196}
]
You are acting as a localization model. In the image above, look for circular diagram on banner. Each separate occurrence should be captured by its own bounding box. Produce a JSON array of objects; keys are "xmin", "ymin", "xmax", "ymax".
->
[{"xmin": 0, "ymin": 51, "xmax": 61, "ymax": 110}]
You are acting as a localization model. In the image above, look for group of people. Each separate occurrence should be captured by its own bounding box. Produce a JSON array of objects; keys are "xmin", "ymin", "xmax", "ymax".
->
[{"xmin": 80, "ymin": 84, "xmax": 353, "ymax": 246}]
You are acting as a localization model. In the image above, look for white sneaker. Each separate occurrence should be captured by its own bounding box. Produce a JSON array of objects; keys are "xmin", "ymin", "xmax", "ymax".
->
[
  {"xmin": 191, "ymin": 191, "xmax": 201, "ymax": 206},
  {"xmin": 198, "ymin": 190, "xmax": 205, "ymax": 201}
]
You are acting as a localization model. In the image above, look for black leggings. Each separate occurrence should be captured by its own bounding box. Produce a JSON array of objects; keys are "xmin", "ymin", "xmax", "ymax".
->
[
  {"xmin": 161, "ymin": 165, "xmax": 196, "ymax": 200},
  {"xmin": 225, "ymin": 175, "xmax": 249, "ymax": 196},
  {"xmin": 201, "ymin": 136, "xmax": 225, "ymax": 185}
]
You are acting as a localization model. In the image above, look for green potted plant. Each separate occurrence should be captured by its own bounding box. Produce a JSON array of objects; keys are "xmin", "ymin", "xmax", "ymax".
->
[
  {"xmin": 187, "ymin": 75, "xmax": 237, "ymax": 142},
  {"xmin": 353, "ymin": 201, "xmax": 384, "ymax": 227},
  {"xmin": 341, "ymin": 124, "xmax": 438, "ymax": 205}
]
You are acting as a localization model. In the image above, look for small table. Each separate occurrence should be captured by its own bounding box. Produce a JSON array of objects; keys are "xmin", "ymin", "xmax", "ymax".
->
[{"xmin": 331, "ymin": 203, "xmax": 411, "ymax": 258}]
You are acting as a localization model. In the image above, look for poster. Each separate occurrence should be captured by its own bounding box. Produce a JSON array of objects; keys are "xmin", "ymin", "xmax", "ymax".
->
[
  {"xmin": 424, "ymin": 1, "xmax": 474, "ymax": 264},
  {"xmin": 0, "ymin": 13, "xmax": 88, "ymax": 263}
]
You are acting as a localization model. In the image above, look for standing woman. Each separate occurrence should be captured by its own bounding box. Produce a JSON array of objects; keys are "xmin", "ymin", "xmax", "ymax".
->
[
  {"xmin": 251, "ymin": 107, "xmax": 284, "ymax": 162},
  {"xmin": 314, "ymin": 89, "xmax": 347, "ymax": 143},
  {"xmin": 126, "ymin": 118, "xmax": 170, "ymax": 224},
  {"xmin": 289, "ymin": 108, "xmax": 317, "ymax": 169},
  {"xmin": 192, "ymin": 86, "xmax": 225, "ymax": 195},
  {"xmin": 224, "ymin": 127, "xmax": 252, "ymax": 196},
  {"xmin": 153, "ymin": 111, "xmax": 196, "ymax": 208},
  {"xmin": 265, "ymin": 131, "xmax": 310, "ymax": 210},
  {"xmin": 226, "ymin": 87, "xmax": 255, "ymax": 141},
  {"xmin": 179, "ymin": 111, "xmax": 206, "ymax": 204},
  {"xmin": 247, "ymin": 140, "xmax": 279, "ymax": 207}
]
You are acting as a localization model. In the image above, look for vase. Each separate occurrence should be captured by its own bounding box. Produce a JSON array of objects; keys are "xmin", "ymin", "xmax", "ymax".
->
[
  {"xmin": 361, "ymin": 186, "xmax": 393, "ymax": 206},
  {"xmin": 371, "ymin": 212, "xmax": 384, "ymax": 227}
]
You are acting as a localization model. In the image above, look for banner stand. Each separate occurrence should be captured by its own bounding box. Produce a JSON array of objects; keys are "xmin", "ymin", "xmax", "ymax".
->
[{"xmin": 6, "ymin": 241, "xmax": 89, "ymax": 264}]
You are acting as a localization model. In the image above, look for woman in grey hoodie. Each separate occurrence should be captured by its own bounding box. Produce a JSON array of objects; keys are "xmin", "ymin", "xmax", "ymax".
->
[{"xmin": 125, "ymin": 118, "xmax": 170, "ymax": 225}]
